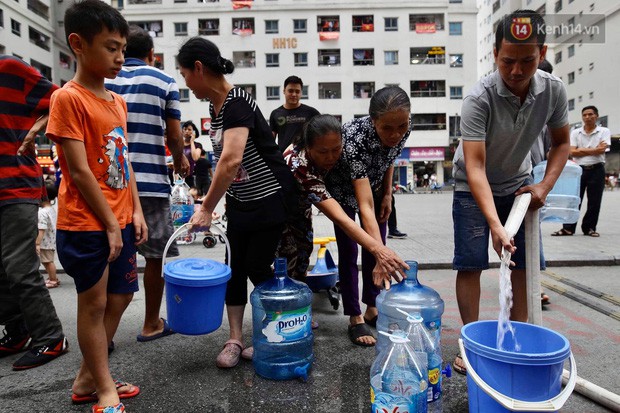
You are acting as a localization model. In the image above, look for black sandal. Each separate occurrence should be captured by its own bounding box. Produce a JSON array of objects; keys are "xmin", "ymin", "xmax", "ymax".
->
[
  {"xmin": 348, "ymin": 323, "xmax": 375, "ymax": 347},
  {"xmin": 551, "ymin": 229, "xmax": 573, "ymax": 236}
]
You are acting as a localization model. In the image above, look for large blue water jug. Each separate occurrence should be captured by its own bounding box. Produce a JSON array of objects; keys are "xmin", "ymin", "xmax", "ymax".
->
[
  {"xmin": 250, "ymin": 258, "xmax": 314, "ymax": 380},
  {"xmin": 533, "ymin": 160, "xmax": 582, "ymax": 223}
]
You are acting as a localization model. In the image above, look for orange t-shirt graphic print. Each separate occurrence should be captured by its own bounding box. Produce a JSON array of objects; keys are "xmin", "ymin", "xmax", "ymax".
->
[{"xmin": 46, "ymin": 81, "xmax": 134, "ymax": 231}]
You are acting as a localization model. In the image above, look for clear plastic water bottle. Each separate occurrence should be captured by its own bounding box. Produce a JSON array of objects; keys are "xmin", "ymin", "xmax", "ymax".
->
[
  {"xmin": 376, "ymin": 260, "xmax": 447, "ymax": 411},
  {"xmin": 250, "ymin": 257, "xmax": 314, "ymax": 380},
  {"xmin": 401, "ymin": 311, "xmax": 445, "ymax": 412},
  {"xmin": 170, "ymin": 177, "xmax": 195, "ymax": 245},
  {"xmin": 370, "ymin": 330, "xmax": 428, "ymax": 413}
]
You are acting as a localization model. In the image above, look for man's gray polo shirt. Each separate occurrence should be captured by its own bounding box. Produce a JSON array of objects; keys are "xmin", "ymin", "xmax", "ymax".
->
[{"xmin": 452, "ymin": 69, "xmax": 568, "ymax": 196}]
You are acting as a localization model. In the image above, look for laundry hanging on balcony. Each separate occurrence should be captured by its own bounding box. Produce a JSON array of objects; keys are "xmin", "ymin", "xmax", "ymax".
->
[{"xmin": 319, "ymin": 32, "xmax": 340, "ymax": 41}]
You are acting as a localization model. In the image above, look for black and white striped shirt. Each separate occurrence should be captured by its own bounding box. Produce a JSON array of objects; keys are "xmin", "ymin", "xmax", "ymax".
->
[{"xmin": 209, "ymin": 88, "xmax": 291, "ymax": 202}]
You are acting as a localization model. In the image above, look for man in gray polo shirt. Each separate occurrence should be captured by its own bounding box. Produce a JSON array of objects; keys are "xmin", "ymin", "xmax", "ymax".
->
[{"xmin": 451, "ymin": 10, "xmax": 570, "ymax": 375}]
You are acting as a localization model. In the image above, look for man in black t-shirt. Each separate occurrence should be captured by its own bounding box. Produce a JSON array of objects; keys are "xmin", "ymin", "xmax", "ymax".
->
[
  {"xmin": 194, "ymin": 147, "xmax": 212, "ymax": 196},
  {"xmin": 269, "ymin": 75, "xmax": 320, "ymax": 153}
]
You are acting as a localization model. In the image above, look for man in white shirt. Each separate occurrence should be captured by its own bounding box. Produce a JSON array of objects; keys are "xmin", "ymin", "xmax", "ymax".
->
[{"xmin": 552, "ymin": 106, "xmax": 611, "ymax": 237}]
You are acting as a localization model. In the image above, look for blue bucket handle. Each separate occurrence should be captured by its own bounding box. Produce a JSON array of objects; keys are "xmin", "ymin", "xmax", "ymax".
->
[
  {"xmin": 160, "ymin": 222, "xmax": 231, "ymax": 279},
  {"xmin": 458, "ymin": 338, "xmax": 577, "ymax": 411}
]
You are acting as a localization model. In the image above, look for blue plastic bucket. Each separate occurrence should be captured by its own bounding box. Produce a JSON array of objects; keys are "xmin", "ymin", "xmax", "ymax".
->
[
  {"xmin": 164, "ymin": 258, "xmax": 231, "ymax": 335},
  {"xmin": 459, "ymin": 320, "xmax": 576, "ymax": 412}
]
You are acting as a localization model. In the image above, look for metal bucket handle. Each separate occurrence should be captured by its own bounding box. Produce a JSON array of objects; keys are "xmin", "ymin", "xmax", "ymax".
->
[
  {"xmin": 160, "ymin": 222, "xmax": 231, "ymax": 279},
  {"xmin": 458, "ymin": 338, "xmax": 577, "ymax": 411}
]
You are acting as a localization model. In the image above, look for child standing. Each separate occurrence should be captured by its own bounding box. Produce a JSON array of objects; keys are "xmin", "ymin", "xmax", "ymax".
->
[
  {"xmin": 46, "ymin": 1, "xmax": 148, "ymax": 412},
  {"xmin": 37, "ymin": 183, "xmax": 59, "ymax": 288}
]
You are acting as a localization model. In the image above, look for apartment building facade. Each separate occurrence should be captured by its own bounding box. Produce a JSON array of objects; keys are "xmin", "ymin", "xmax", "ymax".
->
[
  {"xmin": 477, "ymin": 0, "xmax": 619, "ymax": 170},
  {"xmin": 1, "ymin": 0, "xmax": 478, "ymax": 183}
]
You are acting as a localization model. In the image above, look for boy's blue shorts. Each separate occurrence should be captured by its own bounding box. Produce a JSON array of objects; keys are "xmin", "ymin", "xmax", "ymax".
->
[
  {"xmin": 57, "ymin": 224, "xmax": 139, "ymax": 294},
  {"xmin": 452, "ymin": 191, "xmax": 527, "ymax": 271}
]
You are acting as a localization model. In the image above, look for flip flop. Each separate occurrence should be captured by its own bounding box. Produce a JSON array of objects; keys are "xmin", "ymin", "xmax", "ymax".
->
[
  {"xmin": 585, "ymin": 230, "xmax": 600, "ymax": 237},
  {"xmin": 136, "ymin": 318, "xmax": 175, "ymax": 342},
  {"xmin": 551, "ymin": 229, "xmax": 573, "ymax": 236},
  {"xmin": 72, "ymin": 380, "xmax": 140, "ymax": 404},
  {"xmin": 452, "ymin": 353, "xmax": 467, "ymax": 375},
  {"xmin": 348, "ymin": 323, "xmax": 375, "ymax": 347}
]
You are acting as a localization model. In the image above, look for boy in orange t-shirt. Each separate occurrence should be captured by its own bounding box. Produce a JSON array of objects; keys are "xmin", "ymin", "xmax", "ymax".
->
[{"xmin": 45, "ymin": 1, "xmax": 147, "ymax": 412}]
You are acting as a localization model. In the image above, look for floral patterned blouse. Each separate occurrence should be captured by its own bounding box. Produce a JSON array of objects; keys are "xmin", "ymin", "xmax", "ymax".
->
[
  {"xmin": 325, "ymin": 116, "xmax": 410, "ymax": 211},
  {"xmin": 284, "ymin": 145, "xmax": 332, "ymax": 221}
]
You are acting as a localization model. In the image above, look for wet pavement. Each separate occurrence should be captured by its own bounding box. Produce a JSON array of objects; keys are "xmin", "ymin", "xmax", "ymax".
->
[{"xmin": 1, "ymin": 191, "xmax": 619, "ymax": 412}]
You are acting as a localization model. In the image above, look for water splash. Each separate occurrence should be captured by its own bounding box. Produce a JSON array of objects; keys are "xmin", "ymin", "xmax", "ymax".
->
[{"xmin": 497, "ymin": 249, "xmax": 521, "ymax": 352}]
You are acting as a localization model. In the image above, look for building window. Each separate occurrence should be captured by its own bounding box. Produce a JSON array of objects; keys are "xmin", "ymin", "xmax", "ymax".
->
[
  {"xmin": 301, "ymin": 85, "xmax": 308, "ymax": 99},
  {"xmin": 294, "ymin": 52, "xmax": 308, "ymax": 67},
  {"xmin": 555, "ymin": 0, "xmax": 562, "ymax": 12},
  {"xmin": 232, "ymin": 18, "xmax": 254, "ymax": 35},
  {"xmin": 409, "ymin": 14, "xmax": 444, "ymax": 31},
  {"xmin": 568, "ymin": 72, "xmax": 575, "ymax": 84},
  {"xmin": 153, "ymin": 53, "xmax": 164, "ymax": 70},
  {"xmin": 353, "ymin": 49, "xmax": 374, "ymax": 66},
  {"xmin": 198, "ymin": 19, "xmax": 219, "ymax": 36},
  {"xmin": 449, "ymin": 0, "xmax": 463, "ymax": 2},
  {"xmin": 237, "ymin": 84, "xmax": 256, "ymax": 98},
  {"xmin": 384, "ymin": 50, "xmax": 398, "ymax": 65},
  {"xmin": 384, "ymin": 17, "xmax": 398, "ymax": 32},
  {"xmin": 0, "ymin": 9, "xmax": 4, "ymax": 28},
  {"xmin": 449, "ymin": 22, "xmax": 462, "ymax": 35},
  {"xmin": 11, "ymin": 19, "xmax": 21, "ymax": 36},
  {"xmin": 266, "ymin": 53, "xmax": 279, "ymax": 67},
  {"xmin": 589, "ymin": 91, "xmax": 594, "ymax": 99},
  {"xmin": 174, "ymin": 0, "xmax": 186, "ymax": 3},
  {"xmin": 412, "ymin": 113, "xmax": 446, "ymax": 130},
  {"xmin": 589, "ymin": 2, "xmax": 594, "ymax": 11},
  {"xmin": 450, "ymin": 86, "xmax": 463, "ymax": 99},
  {"xmin": 492, "ymin": 0, "xmax": 500, "ymax": 12},
  {"xmin": 293, "ymin": 19, "xmax": 307, "ymax": 33},
  {"xmin": 266, "ymin": 86, "xmax": 279, "ymax": 100},
  {"xmin": 568, "ymin": 45, "xmax": 574, "ymax": 57},
  {"xmin": 554, "ymin": 51, "xmax": 562, "ymax": 64},
  {"xmin": 449, "ymin": 54, "xmax": 463, "ymax": 67},
  {"xmin": 129, "ymin": 0, "xmax": 162, "ymax": 4},
  {"xmin": 317, "ymin": 16, "xmax": 339, "ymax": 32},
  {"xmin": 578, "ymin": 95, "xmax": 582, "ymax": 102},
  {"xmin": 59, "ymin": 51, "xmax": 71, "ymax": 69},
  {"xmin": 410, "ymin": 80, "xmax": 446, "ymax": 98},
  {"xmin": 410, "ymin": 47, "xmax": 445, "ymax": 65},
  {"xmin": 354, "ymin": 82, "xmax": 375, "ymax": 99},
  {"xmin": 265, "ymin": 20, "xmax": 278, "ymax": 34},
  {"xmin": 352, "ymin": 15, "xmax": 374, "ymax": 32},
  {"xmin": 232, "ymin": 51, "xmax": 255, "ymax": 68},
  {"xmin": 30, "ymin": 59, "xmax": 52, "ymax": 81},
  {"xmin": 318, "ymin": 49, "xmax": 340, "ymax": 66},
  {"xmin": 578, "ymin": 67, "xmax": 582, "ymax": 74},
  {"xmin": 568, "ymin": 99, "xmax": 574, "ymax": 111},
  {"xmin": 318, "ymin": 82, "xmax": 341, "ymax": 99},
  {"xmin": 29, "ymin": 26, "xmax": 50, "ymax": 51},
  {"xmin": 27, "ymin": 0, "xmax": 49, "ymax": 19},
  {"xmin": 449, "ymin": 116, "xmax": 462, "ymax": 138},
  {"xmin": 130, "ymin": 21, "xmax": 163, "ymax": 37},
  {"xmin": 174, "ymin": 22, "xmax": 188, "ymax": 36},
  {"xmin": 589, "ymin": 62, "xmax": 594, "ymax": 70},
  {"xmin": 179, "ymin": 89, "xmax": 190, "ymax": 102}
]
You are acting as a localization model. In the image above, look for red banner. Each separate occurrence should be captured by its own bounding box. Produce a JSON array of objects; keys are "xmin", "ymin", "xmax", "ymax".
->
[
  {"xmin": 415, "ymin": 23, "xmax": 436, "ymax": 33},
  {"xmin": 232, "ymin": 1, "xmax": 252, "ymax": 9},
  {"xmin": 319, "ymin": 32, "xmax": 340, "ymax": 41}
]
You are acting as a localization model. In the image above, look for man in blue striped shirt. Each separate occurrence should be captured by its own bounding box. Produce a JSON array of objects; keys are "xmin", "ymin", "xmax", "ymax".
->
[{"xmin": 106, "ymin": 26, "xmax": 189, "ymax": 343}]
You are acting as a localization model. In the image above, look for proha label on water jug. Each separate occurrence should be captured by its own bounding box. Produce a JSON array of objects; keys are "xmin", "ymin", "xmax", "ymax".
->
[{"xmin": 262, "ymin": 306, "xmax": 311, "ymax": 343}]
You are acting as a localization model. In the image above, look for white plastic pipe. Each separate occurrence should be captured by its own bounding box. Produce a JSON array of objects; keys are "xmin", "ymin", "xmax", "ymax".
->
[
  {"xmin": 524, "ymin": 209, "xmax": 542, "ymax": 326},
  {"xmin": 562, "ymin": 370, "xmax": 620, "ymax": 412}
]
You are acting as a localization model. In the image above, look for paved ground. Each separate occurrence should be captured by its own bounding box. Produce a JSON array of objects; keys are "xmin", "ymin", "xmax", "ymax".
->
[{"xmin": 1, "ymin": 191, "xmax": 619, "ymax": 412}]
